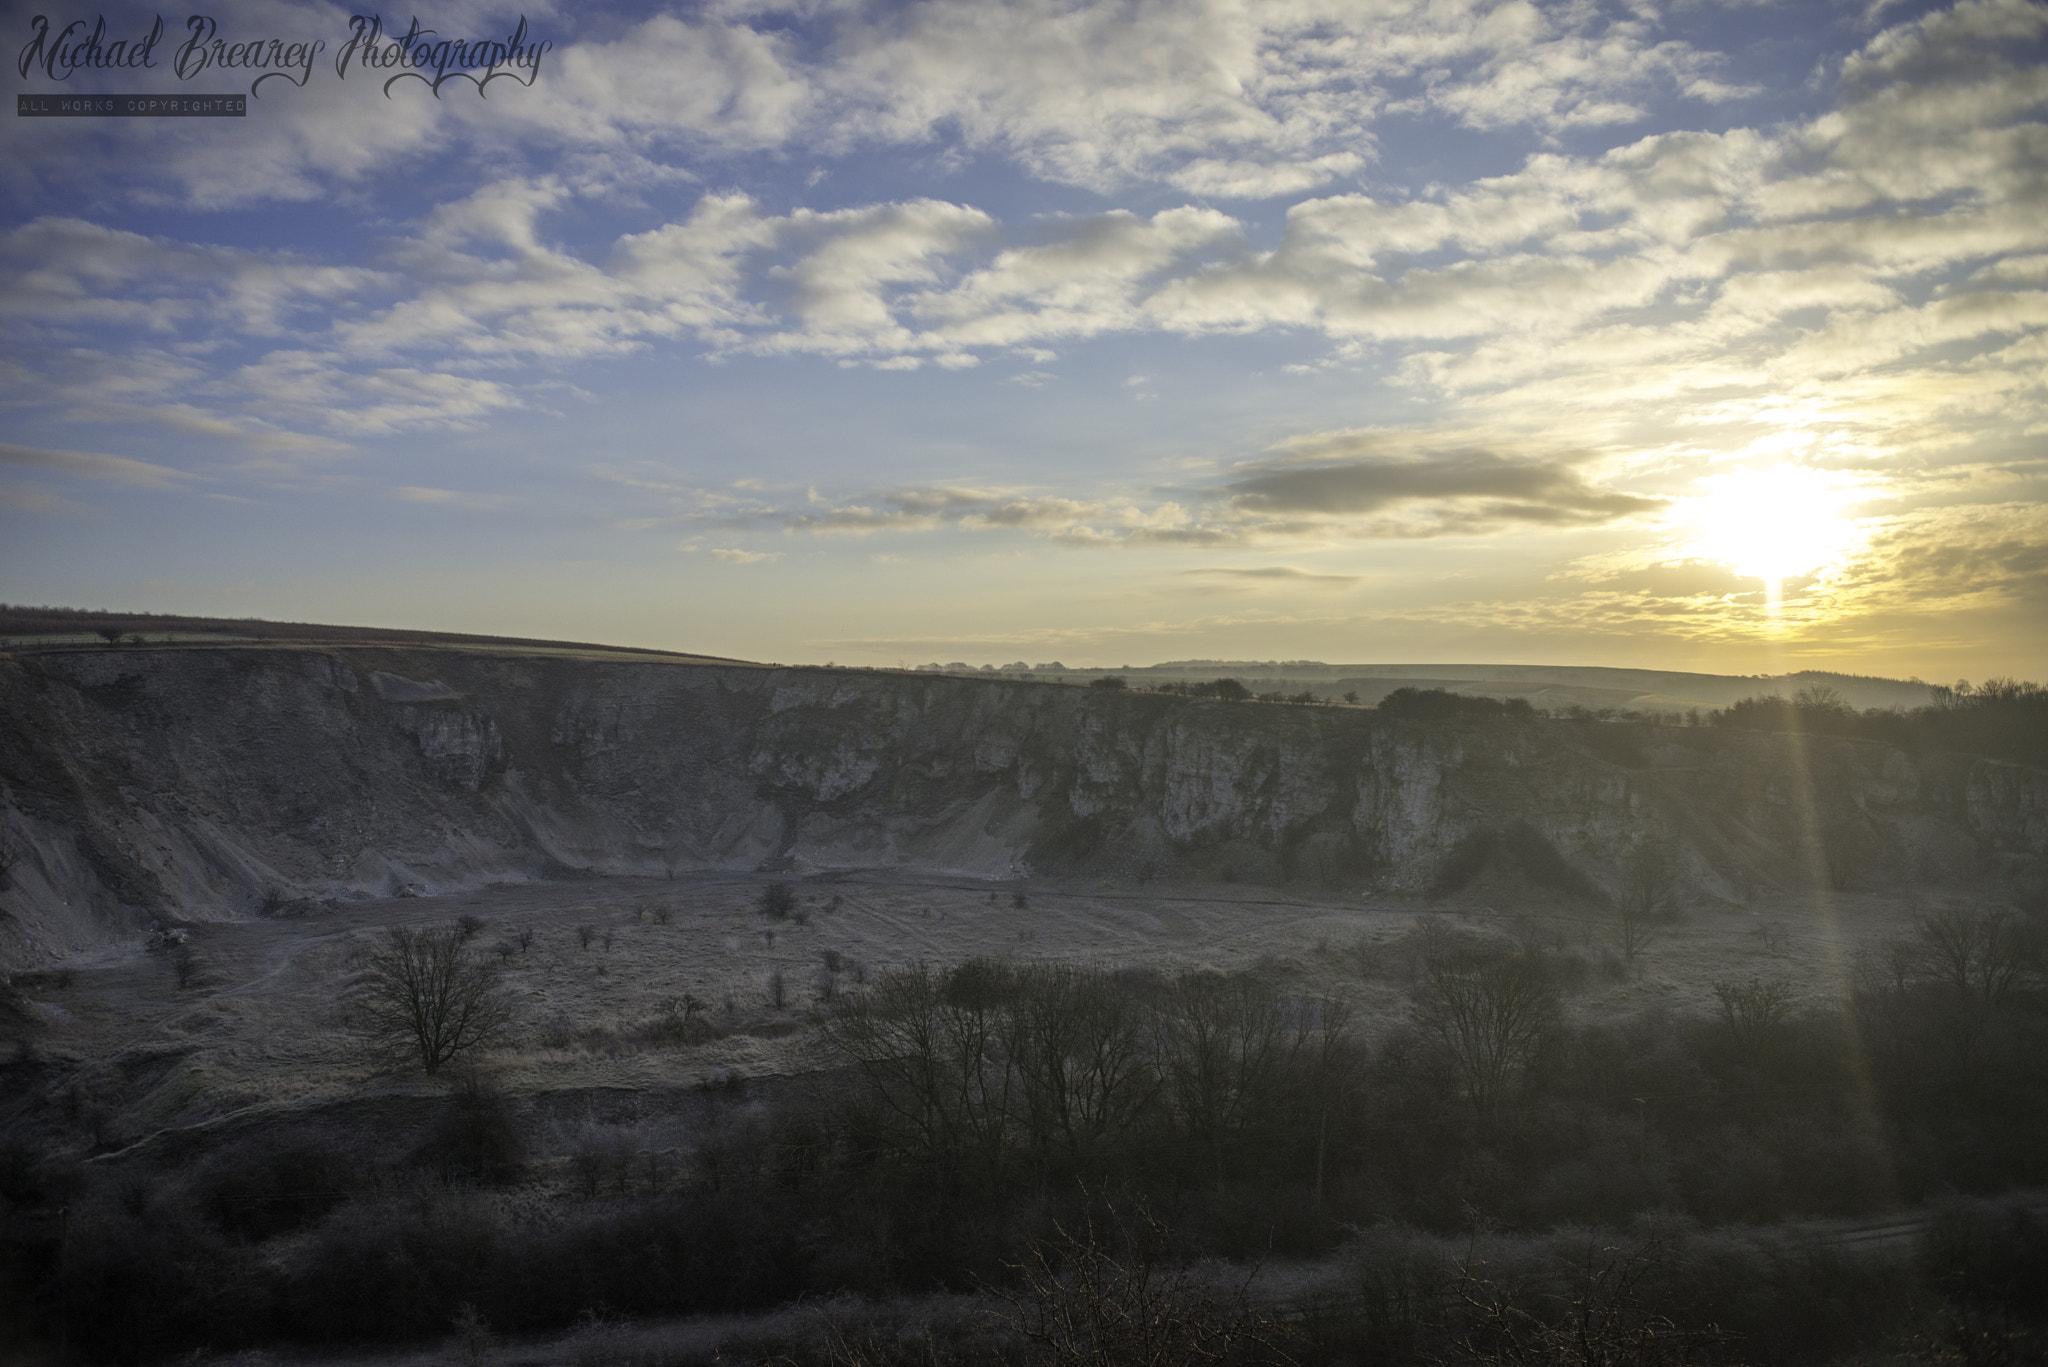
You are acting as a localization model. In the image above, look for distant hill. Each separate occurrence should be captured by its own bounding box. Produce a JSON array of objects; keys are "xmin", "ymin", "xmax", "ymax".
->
[
  {"xmin": 0, "ymin": 605, "xmax": 752, "ymax": 666},
  {"xmin": 1133, "ymin": 661, "xmax": 1940, "ymax": 713},
  {"xmin": 1, "ymin": 607, "xmax": 1946, "ymax": 712}
]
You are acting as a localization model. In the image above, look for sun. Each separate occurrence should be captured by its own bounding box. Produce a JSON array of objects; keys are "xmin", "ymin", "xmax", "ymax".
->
[{"xmin": 1683, "ymin": 465, "xmax": 1864, "ymax": 597}]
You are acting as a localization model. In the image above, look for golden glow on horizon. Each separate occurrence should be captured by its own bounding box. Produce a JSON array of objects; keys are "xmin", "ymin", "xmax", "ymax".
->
[{"xmin": 1683, "ymin": 465, "xmax": 1867, "ymax": 608}]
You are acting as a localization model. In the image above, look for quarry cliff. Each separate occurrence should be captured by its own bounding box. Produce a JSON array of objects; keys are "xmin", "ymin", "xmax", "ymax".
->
[{"xmin": 1, "ymin": 645, "xmax": 2042, "ymax": 965}]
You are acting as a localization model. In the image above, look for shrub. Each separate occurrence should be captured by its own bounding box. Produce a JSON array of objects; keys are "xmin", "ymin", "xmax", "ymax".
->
[
  {"xmin": 195, "ymin": 1132, "xmax": 358, "ymax": 1241},
  {"xmin": 996, "ymin": 1207, "xmax": 1297, "ymax": 1366},
  {"xmin": 287, "ymin": 1190, "xmax": 500, "ymax": 1342},
  {"xmin": 415, "ymin": 1071, "xmax": 525, "ymax": 1185},
  {"xmin": 55, "ymin": 1179, "xmax": 268, "ymax": 1360}
]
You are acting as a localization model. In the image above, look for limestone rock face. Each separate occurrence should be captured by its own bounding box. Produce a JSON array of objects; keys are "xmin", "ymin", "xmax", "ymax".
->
[{"xmin": 0, "ymin": 647, "xmax": 2041, "ymax": 964}]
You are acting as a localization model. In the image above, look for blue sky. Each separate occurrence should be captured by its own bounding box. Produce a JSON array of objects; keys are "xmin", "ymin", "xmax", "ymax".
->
[{"xmin": 4, "ymin": 0, "xmax": 2045, "ymax": 677}]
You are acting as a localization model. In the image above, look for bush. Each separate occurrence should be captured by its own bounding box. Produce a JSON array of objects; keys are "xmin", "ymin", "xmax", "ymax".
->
[
  {"xmin": 759, "ymin": 883, "xmax": 799, "ymax": 919},
  {"xmin": 55, "ymin": 1180, "xmax": 269, "ymax": 1360},
  {"xmin": 415, "ymin": 1071, "xmax": 525, "ymax": 1185},
  {"xmin": 195, "ymin": 1132, "xmax": 358, "ymax": 1241},
  {"xmin": 1922, "ymin": 1199, "xmax": 2048, "ymax": 1317},
  {"xmin": 287, "ymin": 1190, "xmax": 499, "ymax": 1342}
]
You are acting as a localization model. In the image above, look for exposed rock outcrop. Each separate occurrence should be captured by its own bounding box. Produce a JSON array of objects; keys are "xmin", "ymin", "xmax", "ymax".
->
[{"xmin": 1, "ymin": 647, "xmax": 2041, "ymax": 965}]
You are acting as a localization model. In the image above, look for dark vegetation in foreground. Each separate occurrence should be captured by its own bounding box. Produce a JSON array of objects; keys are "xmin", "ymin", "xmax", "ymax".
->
[{"xmin": 5, "ymin": 904, "xmax": 2048, "ymax": 1364}]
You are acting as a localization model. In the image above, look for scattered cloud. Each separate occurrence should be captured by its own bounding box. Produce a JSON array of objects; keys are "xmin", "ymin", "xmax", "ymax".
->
[
  {"xmin": 12, "ymin": 0, "xmax": 2043, "ymax": 451},
  {"xmin": 1184, "ymin": 565, "xmax": 1361, "ymax": 584},
  {"xmin": 2, "ymin": 0, "xmax": 1780, "ymax": 212},
  {"xmin": 3, "ymin": 0, "xmax": 2043, "ymax": 672},
  {"xmin": 1222, "ymin": 442, "xmax": 1666, "ymax": 529},
  {"xmin": 666, "ymin": 430, "xmax": 1661, "ymax": 548},
  {"xmin": 0, "ymin": 441, "xmax": 193, "ymax": 488},
  {"xmin": 390, "ymin": 486, "xmax": 507, "ymax": 510}
]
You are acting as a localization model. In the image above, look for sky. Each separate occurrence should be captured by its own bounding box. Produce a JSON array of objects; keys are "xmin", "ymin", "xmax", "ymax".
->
[{"xmin": 3, "ymin": 0, "xmax": 2045, "ymax": 679}]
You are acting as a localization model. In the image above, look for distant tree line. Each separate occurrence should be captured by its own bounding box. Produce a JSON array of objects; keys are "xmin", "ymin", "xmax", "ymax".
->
[
  {"xmin": 1375, "ymin": 688, "xmax": 1537, "ymax": 722},
  {"xmin": 1149, "ymin": 677, "xmax": 1254, "ymax": 701},
  {"xmin": 1123, "ymin": 676, "xmax": 2048, "ymax": 772},
  {"xmin": 1713, "ymin": 679, "xmax": 2048, "ymax": 767}
]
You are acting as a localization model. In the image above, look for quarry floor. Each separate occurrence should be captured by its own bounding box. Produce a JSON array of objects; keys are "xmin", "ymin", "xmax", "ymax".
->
[{"xmin": 10, "ymin": 870, "xmax": 1939, "ymax": 1151}]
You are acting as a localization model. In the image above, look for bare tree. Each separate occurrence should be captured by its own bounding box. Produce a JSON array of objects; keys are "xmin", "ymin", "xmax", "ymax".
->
[
  {"xmin": 1850, "ymin": 937, "xmax": 1918, "ymax": 1066},
  {"xmin": 1711, "ymin": 976, "xmax": 1794, "ymax": 1067},
  {"xmin": 815, "ymin": 960, "xmax": 1019, "ymax": 1187},
  {"xmin": 1297, "ymin": 995, "xmax": 1358, "ymax": 1206},
  {"xmin": 1613, "ymin": 842, "xmax": 1678, "ymax": 970},
  {"xmin": 355, "ymin": 925, "xmax": 514, "ymax": 1074},
  {"xmin": 1415, "ymin": 953, "xmax": 1559, "ymax": 1124},
  {"xmin": 1004, "ymin": 964, "xmax": 1159, "ymax": 1174},
  {"xmin": 1910, "ymin": 907, "xmax": 2035, "ymax": 1008},
  {"xmin": 817, "ymin": 962, "xmax": 962, "ymax": 1180},
  {"xmin": 1157, "ymin": 970, "xmax": 1295, "ymax": 1182},
  {"xmin": 1858, "ymin": 907, "xmax": 2042, "ymax": 1084}
]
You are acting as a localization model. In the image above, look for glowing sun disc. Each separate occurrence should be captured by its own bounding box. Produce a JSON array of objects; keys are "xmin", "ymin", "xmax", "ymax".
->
[{"xmin": 1684, "ymin": 465, "xmax": 1862, "ymax": 586}]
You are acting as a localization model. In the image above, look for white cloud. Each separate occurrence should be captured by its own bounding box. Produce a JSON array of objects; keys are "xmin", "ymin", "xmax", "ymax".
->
[
  {"xmin": 232, "ymin": 351, "xmax": 524, "ymax": 435},
  {"xmin": 6, "ymin": 0, "xmax": 2044, "ymax": 475},
  {"xmin": 1, "ymin": 0, "xmax": 1761, "ymax": 210},
  {"xmin": 0, "ymin": 217, "xmax": 381, "ymax": 337}
]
